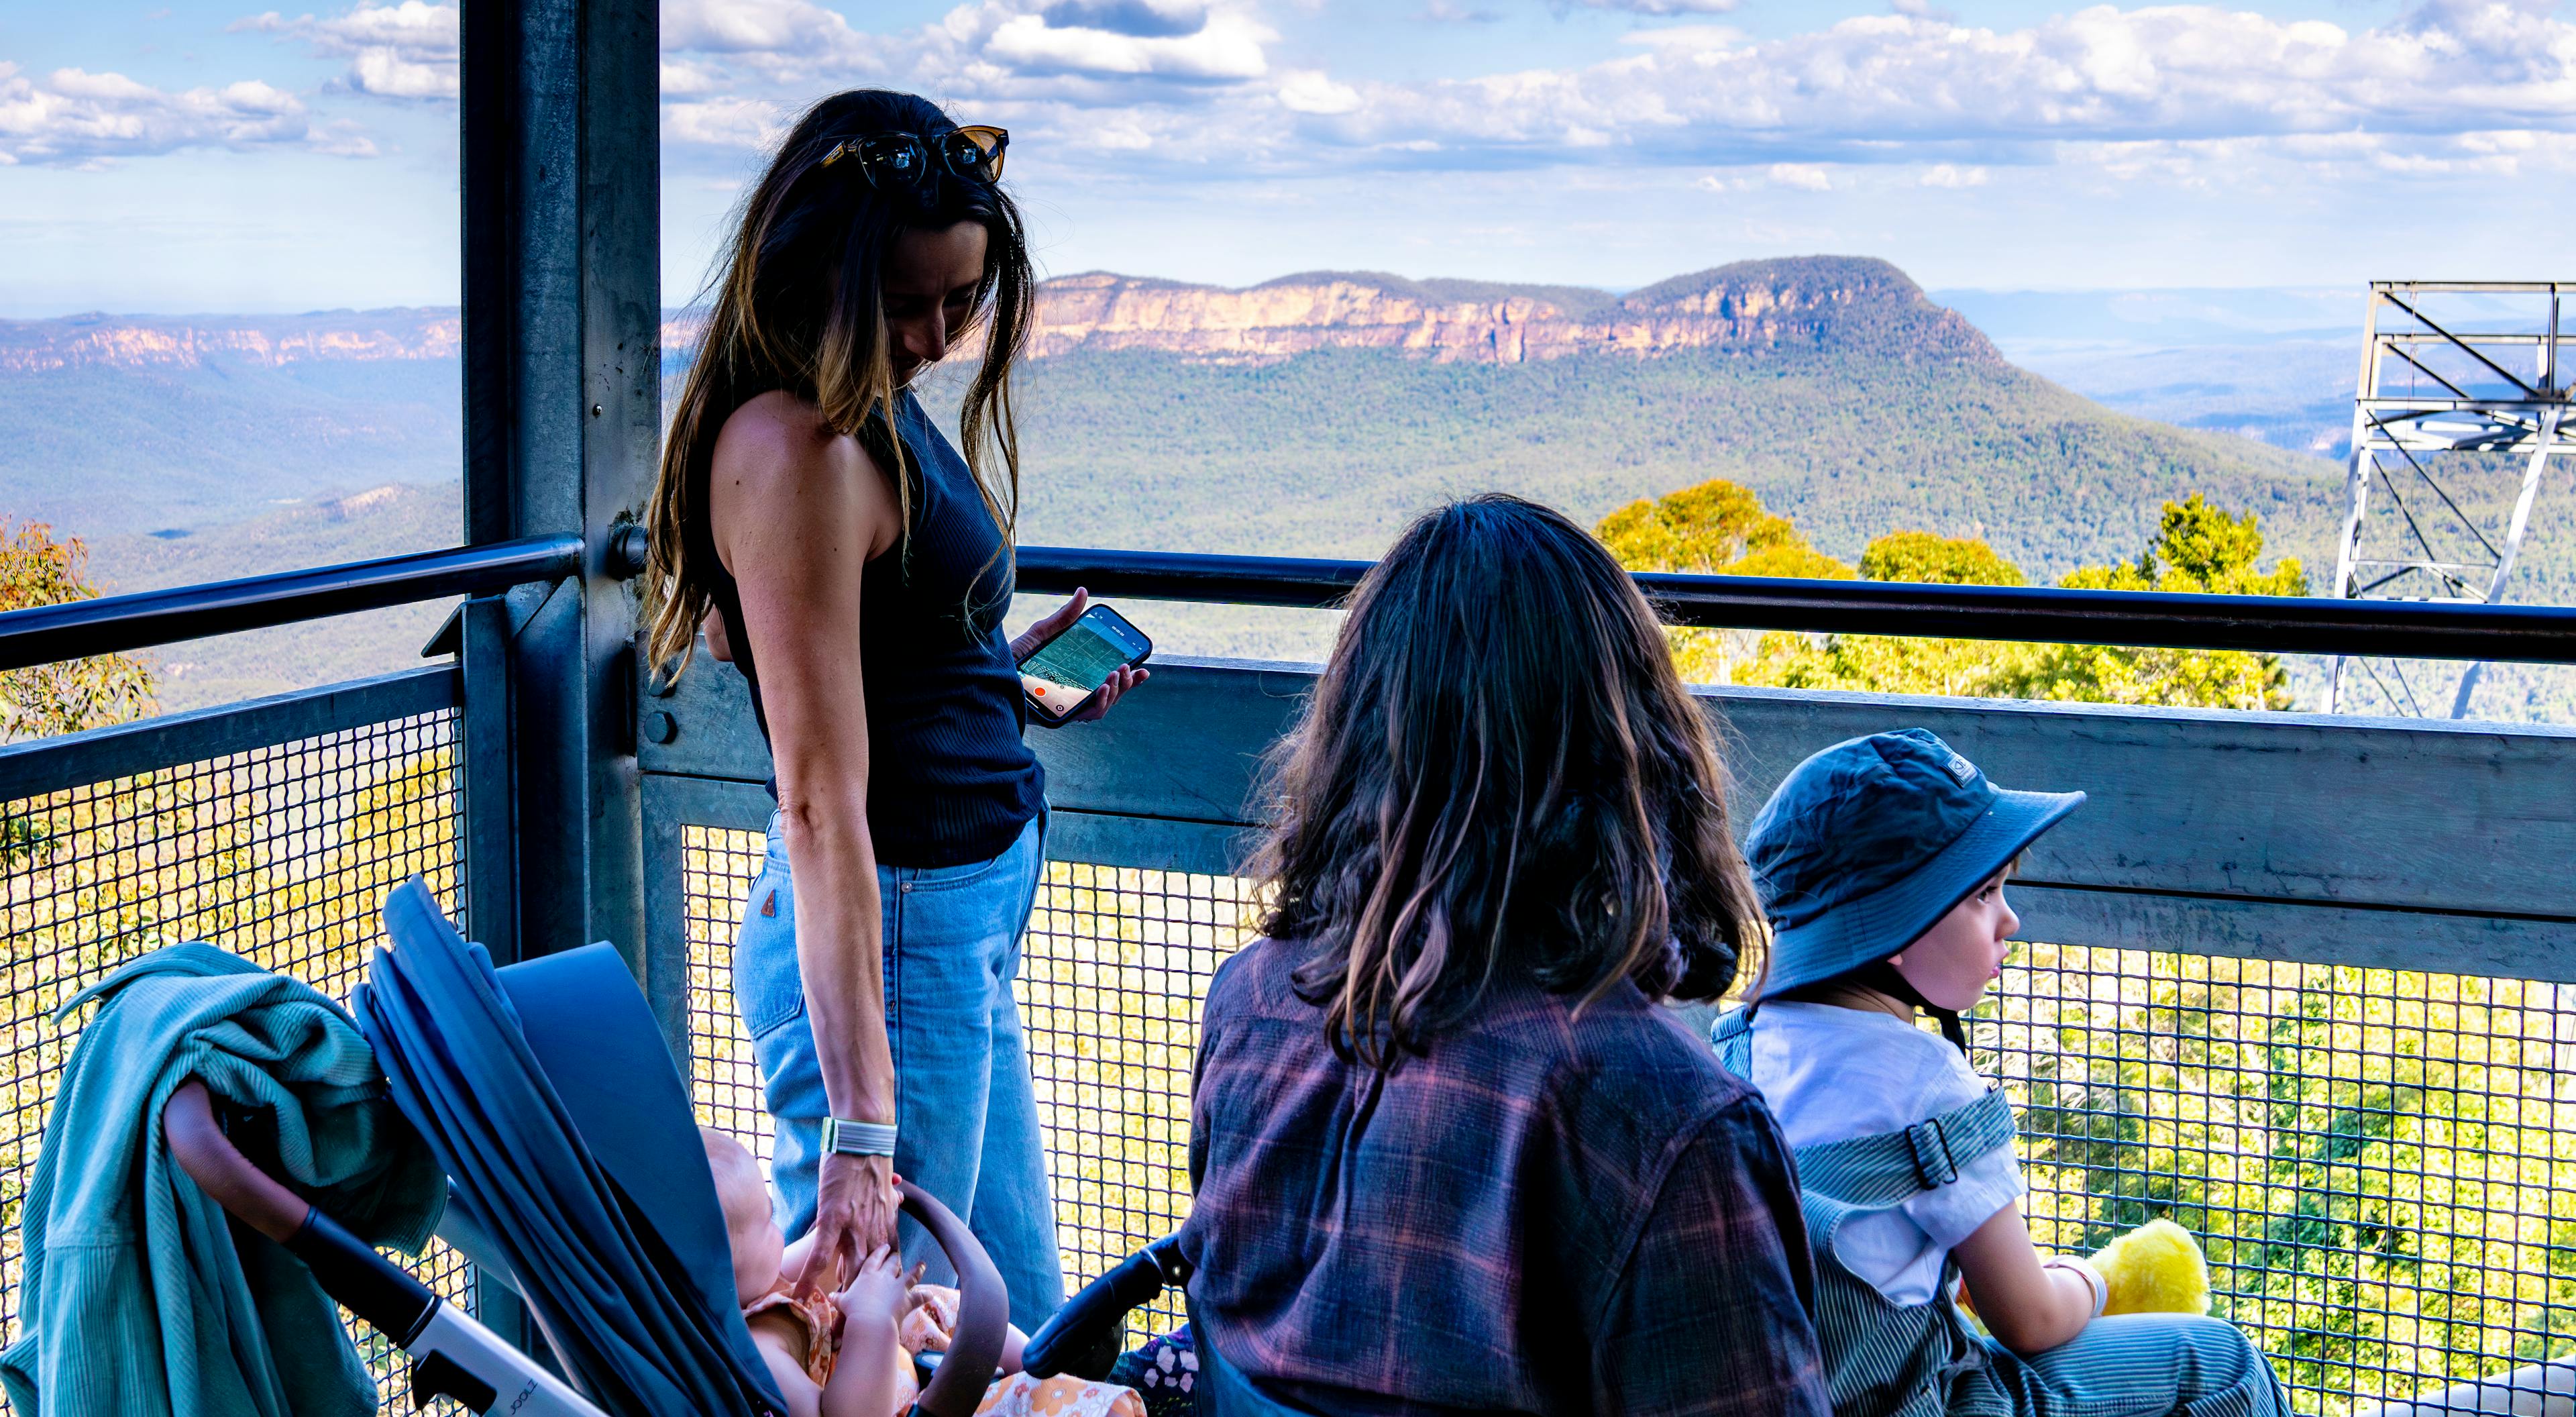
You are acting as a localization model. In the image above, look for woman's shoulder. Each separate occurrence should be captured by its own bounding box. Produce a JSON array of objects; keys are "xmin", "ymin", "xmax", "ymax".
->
[
  {"xmin": 1489, "ymin": 981, "xmax": 1760, "ymax": 1134},
  {"xmin": 712, "ymin": 391, "xmax": 863, "ymax": 479},
  {"xmin": 1205, "ymin": 937, "xmax": 1304, "ymax": 1017},
  {"xmin": 706, "ymin": 391, "xmax": 901, "ymax": 563}
]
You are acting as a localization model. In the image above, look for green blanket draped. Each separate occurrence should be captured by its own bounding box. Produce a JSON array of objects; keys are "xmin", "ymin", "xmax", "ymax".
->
[{"xmin": 1, "ymin": 943, "xmax": 445, "ymax": 1417}]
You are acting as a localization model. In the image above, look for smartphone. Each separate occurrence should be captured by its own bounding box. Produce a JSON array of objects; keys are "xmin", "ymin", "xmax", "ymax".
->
[{"xmin": 1016, "ymin": 602, "xmax": 1153, "ymax": 724}]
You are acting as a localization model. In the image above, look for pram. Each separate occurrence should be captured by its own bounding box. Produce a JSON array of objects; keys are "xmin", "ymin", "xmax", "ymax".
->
[{"xmin": 155, "ymin": 880, "xmax": 1011, "ymax": 1417}]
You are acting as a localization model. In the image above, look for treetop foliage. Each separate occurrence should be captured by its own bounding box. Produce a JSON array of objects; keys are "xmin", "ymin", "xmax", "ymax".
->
[
  {"xmin": 1597, "ymin": 479, "xmax": 2308, "ymax": 711},
  {"xmin": 1595, "ymin": 477, "xmax": 1854, "ymax": 580},
  {"xmin": 1, "ymin": 519, "xmax": 156, "ymax": 743},
  {"xmin": 1858, "ymin": 529, "xmax": 2028, "ymax": 587}
]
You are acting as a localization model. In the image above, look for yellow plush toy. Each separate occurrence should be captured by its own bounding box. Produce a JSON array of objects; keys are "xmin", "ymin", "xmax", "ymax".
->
[{"xmin": 2090, "ymin": 1219, "xmax": 2212, "ymax": 1316}]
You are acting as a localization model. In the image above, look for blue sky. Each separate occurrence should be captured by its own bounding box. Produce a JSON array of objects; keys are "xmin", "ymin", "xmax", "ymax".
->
[{"xmin": 3, "ymin": 0, "xmax": 2572, "ymax": 315}]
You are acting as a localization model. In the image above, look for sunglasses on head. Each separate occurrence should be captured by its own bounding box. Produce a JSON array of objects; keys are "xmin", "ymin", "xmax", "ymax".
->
[{"xmin": 821, "ymin": 125, "xmax": 1008, "ymax": 190}]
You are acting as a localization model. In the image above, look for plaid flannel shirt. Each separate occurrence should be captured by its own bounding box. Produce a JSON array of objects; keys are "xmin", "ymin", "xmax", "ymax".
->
[{"xmin": 1177, "ymin": 938, "xmax": 1829, "ymax": 1416}]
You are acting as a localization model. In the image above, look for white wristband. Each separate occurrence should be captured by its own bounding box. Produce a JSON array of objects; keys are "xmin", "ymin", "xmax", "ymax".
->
[
  {"xmin": 820, "ymin": 1117, "xmax": 898, "ymax": 1157},
  {"xmin": 2044, "ymin": 1255, "xmax": 2108, "ymax": 1318}
]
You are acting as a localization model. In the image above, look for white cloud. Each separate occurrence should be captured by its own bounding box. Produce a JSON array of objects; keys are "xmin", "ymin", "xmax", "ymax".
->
[
  {"xmin": 1574, "ymin": 0, "xmax": 1737, "ymax": 13},
  {"xmin": 663, "ymin": 95, "xmax": 789, "ymax": 148},
  {"xmin": 0, "ymin": 60, "xmax": 331, "ymax": 165},
  {"xmin": 1768, "ymin": 161, "xmax": 1831, "ymax": 189},
  {"xmin": 1919, "ymin": 162, "xmax": 1986, "ymax": 187},
  {"xmin": 1279, "ymin": 68, "xmax": 1360, "ymax": 115},
  {"xmin": 1619, "ymin": 24, "xmax": 1742, "ymax": 50},
  {"xmin": 652, "ymin": 0, "xmax": 1285, "ymax": 156},
  {"xmin": 1038, "ymin": 0, "xmax": 1210, "ymax": 38},
  {"xmin": 660, "ymin": 58, "xmax": 727, "ymax": 97},
  {"xmin": 983, "ymin": 4, "xmax": 1270, "ymax": 80},
  {"xmin": 239, "ymin": 2, "xmax": 460, "ymax": 99},
  {"xmin": 1301, "ymin": 2, "xmax": 2576, "ymax": 167},
  {"xmin": 662, "ymin": 0, "xmax": 867, "ymax": 59}
]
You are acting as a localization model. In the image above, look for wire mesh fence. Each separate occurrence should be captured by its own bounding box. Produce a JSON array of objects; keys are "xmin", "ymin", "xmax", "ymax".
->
[
  {"xmin": 1018, "ymin": 861, "xmax": 1262, "ymax": 1336},
  {"xmin": 682, "ymin": 831, "xmax": 1262, "ymax": 1341},
  {"xmin": 676, "ymin": 829, "xmax": 2576, "ymax": 1414},
  {"xmin": 685, "ymin": 825, "xmax": 774, "ymax": 1170},
  {"xmin": 0, "ymin": 706, "xmax": 472, "ymax": 1410},
  {"xmin": 1979, "ymin": 945, "xmax": 2576, "ymax": 1414}
]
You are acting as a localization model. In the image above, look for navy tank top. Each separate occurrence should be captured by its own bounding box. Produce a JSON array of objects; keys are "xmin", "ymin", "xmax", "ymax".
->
[{"xmin": 700, "ymin": 390, "xmax": 1044, "ymax": 868}]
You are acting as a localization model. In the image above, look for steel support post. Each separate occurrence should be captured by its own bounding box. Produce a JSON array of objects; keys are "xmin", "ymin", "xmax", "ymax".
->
[
  {"xmin": 458, "ymin": 0, "xmax": 658, "ymax": 1351},
  {"xmin": 2328, "ymin": 291, "xmax": 2383, "ymax": 715},
  {"xmin": 2453, "ymin": 405, "xmax": 2565, "ymax": 719},
  {"xmin": 459, "ymin": 0, "xmax": 656, "ymax": 972}
]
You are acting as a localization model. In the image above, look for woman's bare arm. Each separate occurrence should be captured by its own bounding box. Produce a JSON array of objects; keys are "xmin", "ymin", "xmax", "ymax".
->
[
  {"xmin": 708, "ymin": 390, "xmax": 905, "ymax": 1283},
  {"xmin": 1953, "ymin": 1200, "xmax": 2097, "ymax": 1355}
]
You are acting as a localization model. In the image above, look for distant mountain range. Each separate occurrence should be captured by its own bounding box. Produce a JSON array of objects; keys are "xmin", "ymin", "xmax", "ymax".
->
[
  {"xmin": 1018, "ymin": 258, "xmax": 1999, "ymax": 366},
  {"xmin": 0, "ymin": 309, "xmax": 461, "ymax": 374},
  {"xmin": 14, "ymin": 256, "xmax": 2561, "ymax": 718}
]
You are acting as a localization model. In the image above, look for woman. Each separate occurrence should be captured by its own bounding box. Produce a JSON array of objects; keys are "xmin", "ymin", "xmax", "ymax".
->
[
  {"xmin": 641, "ymin": 90, "xmax": 1142, "ymax": 1332},
  {"xmin": 1178, "ymin": 496, "xmax": 1829, "ymax": 1415}
]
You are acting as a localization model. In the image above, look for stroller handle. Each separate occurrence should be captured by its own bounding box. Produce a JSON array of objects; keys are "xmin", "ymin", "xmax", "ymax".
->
[
  {"xmin": 164, "ymin": 1079, "xmax": 309, "ymax": 1243},
  {"xmin": 165, "ymin": 1079, "xmax": 606, "ymax": 1417},
  {"xmin": 163, "ymin": 1079, "xmax": 445, "ymax": 1349},
  {"xmin": 898, "ymin": 1178, "xmax": 1011, "ymax": 1417}
]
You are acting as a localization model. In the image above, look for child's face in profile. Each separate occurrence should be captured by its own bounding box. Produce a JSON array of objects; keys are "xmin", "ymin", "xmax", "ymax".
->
[{"xmin": 1891, "ymin": 868, "xmax": 2018, "ymax": 1012}]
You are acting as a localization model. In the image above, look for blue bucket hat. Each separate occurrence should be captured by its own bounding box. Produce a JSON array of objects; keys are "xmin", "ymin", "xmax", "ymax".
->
[{"xmin": 1745, "ymin": 728, "xmax": 2084, "ymax": 997}]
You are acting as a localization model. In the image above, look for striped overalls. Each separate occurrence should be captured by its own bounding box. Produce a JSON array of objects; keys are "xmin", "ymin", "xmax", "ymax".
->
[{"xmin": 1715, "ymin": 1010, "xmax": 2291, "ymax": 1417}]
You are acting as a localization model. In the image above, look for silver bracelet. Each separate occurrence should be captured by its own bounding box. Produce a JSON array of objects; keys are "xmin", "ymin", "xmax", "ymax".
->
[{"xmin": 820, "ymin": 1117, "xmax": 898, "ymax": 1157}]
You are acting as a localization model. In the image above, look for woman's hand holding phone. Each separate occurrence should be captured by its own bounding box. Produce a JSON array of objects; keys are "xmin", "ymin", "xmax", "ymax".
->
[{"xmin": 1012, "ymin": 588, "xmax": 1149, "ymax": 725}]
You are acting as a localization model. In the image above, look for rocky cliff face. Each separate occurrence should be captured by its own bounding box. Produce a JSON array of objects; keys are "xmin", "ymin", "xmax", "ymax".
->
[
  {"xmin": 3, "ymin": 256, "xmax": 1997, "ymax": 375},
  {"xmin": 0, "ymin": 310, "xmax": 462, "ymax": 373},
  {"xmin": 1025, "ymin": 257, "xmax": 2002, "ymax": 367}
]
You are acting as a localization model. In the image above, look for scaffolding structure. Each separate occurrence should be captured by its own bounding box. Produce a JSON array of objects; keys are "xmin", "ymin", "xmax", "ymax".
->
[{"xmin": 2330, "ymin": 282, "xmax": 2572, "ymax": 717}]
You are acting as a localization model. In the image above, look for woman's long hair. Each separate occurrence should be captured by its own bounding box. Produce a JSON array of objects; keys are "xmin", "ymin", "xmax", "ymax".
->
[
  {"xmin": 641, "ymin": 90, "xmax": 1035, "ymax": 680},
  {"xmin": 1256, "ymin": 495, "xmax": 1762, "ymax": 1070}
]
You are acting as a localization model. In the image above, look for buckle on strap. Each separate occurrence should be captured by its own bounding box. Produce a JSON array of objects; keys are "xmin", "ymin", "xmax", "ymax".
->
[{"xmin": 1907, "ymin": 1116, "xmax": 1960, "ymax": 1188}]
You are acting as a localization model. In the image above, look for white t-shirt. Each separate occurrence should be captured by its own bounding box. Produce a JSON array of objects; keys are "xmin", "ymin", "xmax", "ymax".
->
[{"xmin": 1743, "ymin": 1001, "xmax": 2025, "ymax": 1306}]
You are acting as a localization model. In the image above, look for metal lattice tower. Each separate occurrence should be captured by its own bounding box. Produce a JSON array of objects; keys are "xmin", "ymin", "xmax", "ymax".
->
[{"xmin": 2330, "ymin": 282, "xmax": 2572, "ymax": 717}]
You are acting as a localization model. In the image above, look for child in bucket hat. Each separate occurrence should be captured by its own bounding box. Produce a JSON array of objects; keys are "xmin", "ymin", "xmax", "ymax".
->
[{"xmin": 1712, "ymin": 729, "xmax": 2288, "ymax": 1417}]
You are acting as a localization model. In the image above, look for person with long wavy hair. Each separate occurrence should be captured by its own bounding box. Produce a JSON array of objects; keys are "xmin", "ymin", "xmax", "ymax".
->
[
  {"xmin": 1174, "ymin": 496, "xmax": 1827, "ymax": 1415},
  {"xmin": 641, "ymin": 90, "xmax": 1141, "ymax": 1332}
]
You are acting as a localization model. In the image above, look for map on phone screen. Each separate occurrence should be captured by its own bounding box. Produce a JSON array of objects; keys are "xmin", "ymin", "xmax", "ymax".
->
[{"xmin": 1020, "ymin": 619, "xmax": 1130, "ymax": 717}]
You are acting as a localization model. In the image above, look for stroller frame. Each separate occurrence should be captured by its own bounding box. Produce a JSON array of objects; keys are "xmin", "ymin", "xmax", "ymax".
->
[{"xmin": 164, "ymin": 1078, "xmax": 1010, "ymax": 1417}]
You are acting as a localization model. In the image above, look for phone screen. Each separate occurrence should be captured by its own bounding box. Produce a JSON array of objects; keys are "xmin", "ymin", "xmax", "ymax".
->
[{"xmin": 1018, "ymin": 607, "xmax": 1148, "ymax": 719}]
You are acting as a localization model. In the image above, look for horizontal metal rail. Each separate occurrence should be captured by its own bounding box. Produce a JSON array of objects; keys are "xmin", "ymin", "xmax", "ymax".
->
[
  {"xmin": 0, "ymin": 534, "xmax": 588, "ymax": 673},
  {"xmin": 0, "ymin": 665, "xmax": 459, "ymax": 799},
  {"xmin": 1016, "ymin": 545, "xmax": 2576, "ymax": 664},
  {"xmin": 11, "ymin": 533, "xmax": 2576, "ymax": 676}
]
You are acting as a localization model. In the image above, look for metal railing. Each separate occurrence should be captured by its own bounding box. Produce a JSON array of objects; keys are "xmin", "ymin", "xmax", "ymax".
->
[
  {"xmin": 0, "ymin": 533, "xmax": 604, "ymax": 1412},
  {"xmin": 0, "ymin": 533, "xmax": 590, "ymax": 672},
  {"xmin": 0, "ymin": 668, "xmax": 472, "ymax": 1408},
  {"xmin": 11, "ymin": 531, "xmax": 2573, "ymax": 672},
  {"xmin": 11, "ymin": 537, "xmax": 2576, "ymax": 1416},
  {"xmin": 1017, "ymin": 544, "xmax": 2576, "ymax": 662}
]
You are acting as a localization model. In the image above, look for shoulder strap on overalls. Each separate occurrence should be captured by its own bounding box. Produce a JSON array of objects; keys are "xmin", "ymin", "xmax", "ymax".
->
[
  {"xmin": 1709, "ymin": 1006, "xmax": 2016, "ymax": 1203},
  {"xmin": 1712, "ymin": 1006, "xmax": 2015, "ymax": 1417}
]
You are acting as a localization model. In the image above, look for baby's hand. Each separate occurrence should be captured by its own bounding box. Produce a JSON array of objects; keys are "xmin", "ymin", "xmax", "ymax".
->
[{"xmin": 835, "ymin": 1245, "xmax": 911, "ymax": 1331}]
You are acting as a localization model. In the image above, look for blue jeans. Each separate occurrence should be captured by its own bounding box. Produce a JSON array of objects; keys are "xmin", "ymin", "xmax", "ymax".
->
[{"xmin": 733, "ymin": 808, "xmax": 1065, "ymax": 1331}]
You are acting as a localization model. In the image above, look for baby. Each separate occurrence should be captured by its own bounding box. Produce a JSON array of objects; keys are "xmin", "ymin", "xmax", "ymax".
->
[
  {"xmin": 704, "ymin": 1128, "xmax": 918, "ymax": 1417},
  {"xmin": 704, "ymin": 1129, "xmax": 1147, "ymax": 1417}
]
